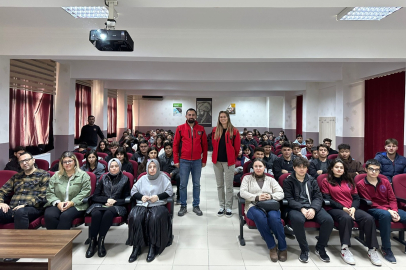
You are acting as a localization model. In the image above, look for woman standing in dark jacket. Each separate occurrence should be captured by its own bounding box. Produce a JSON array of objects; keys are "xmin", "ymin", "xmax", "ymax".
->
[
  {"xmin": 321, "ymin": 159, "xmax": 381, "ymax": 266},
  {"xmin": 211, "ymin": 111, "xmax": 240, "ymax": 217},
  {"xmin": 85, "ymin": 158, "xmax": 131, "ymax": 258}
]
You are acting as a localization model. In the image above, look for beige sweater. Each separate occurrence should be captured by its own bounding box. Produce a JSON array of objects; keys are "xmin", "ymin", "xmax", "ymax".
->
[{"xmin": 240, "ymin": 174, "xmax": 284, "ymax": 214}]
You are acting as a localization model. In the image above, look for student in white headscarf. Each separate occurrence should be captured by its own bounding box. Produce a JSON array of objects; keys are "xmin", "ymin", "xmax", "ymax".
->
[{"xmin": 127, "ymin": 159, "xmax": 173, "ymax": 263}]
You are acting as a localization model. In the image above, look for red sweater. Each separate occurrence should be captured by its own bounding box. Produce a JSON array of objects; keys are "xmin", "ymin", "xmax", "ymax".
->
[
  {"xmin": 356, "ymin": 177, "xmax": 398, "ymax": 211},
  {"xmin": 173, "ymin": 121, "xmax": 208, "ymax": 164},
  {"xmin": 321, "ymin": 178, "xmax": 357, "ymax": 209},
  {"xmin": 211, "ymin": 127, "xmax": 241, "ymax": 166}
]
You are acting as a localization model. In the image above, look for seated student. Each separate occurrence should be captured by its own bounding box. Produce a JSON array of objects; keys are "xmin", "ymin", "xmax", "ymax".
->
[
  {"xmin": 300, "ymin": 138, "xmax": 314, "ymax": 156},
  {"xmin": 159, "ymin": 142, "xmax": 180, "ymax": 204},
  {"xmin": 137, "ymin": 146, "xmax": 159, "ymax": 176},
  {"xmin": 273, "ymin": 142, "xmax": 296, "ymax": 180},
  {"xmin": 4, "ymin": 146, "xmax": 26, "ymax": 173},
  {"xmin": 74, "ymin": 142, "xmax": 88, "ymax": 155},
  {"xmin": 268, "ymin": 134, "xmax": 275, "ymax": 143},
  {"xmin": 119, "ymin": 131, "xmax": 129, "ymax": 145},
  {"xmin": 242, "ymin": 144, "xmax": 253, "ymax": 160},
  {"xmin": 122, "ymin": 139, "xmax": 134, "ymax": 154},
  {"xmin": 240, "ymin": 159, "xmax": 287, "ymax": 262},
  {"xmin": 105, "ymin": 141, "xmax": 119, "ymax": 162},
  {"xmin": 374, "ymin": 138, "xmax": 406, "ymax": 182},
  {"xmin": 283, "ymin": 157, "xmax": 333, "ymax": 263},
  {"xmin": 262, "ymin": 141, "xmax": 278, "ymax": 174},
  {"xmin": 241, "ymin": 131, "xmax": 259, "ymax": 147},
  {"xmin": 308, "ymin": 144, "xmax": 331, "ymax": 178},
  {"xmin": 293, "ymin": 134, "xmax": 306, "ymax": 145},
  {"xmin": 44, "ymin": 152, "xmax": 91, "ymax": 230},
  {"xmin": 234, "ymin": 147, "xmax": 250, "ymax": 184},
  {"xmin": 261, "ymin": 134, "xmax": 274, "ymax": 146},
  {"xmin": 154, "ymin": 135, "xmax": 165, "ymax": 153},
  {"xmin": 114, "ymin": 147, "xmax": 134, "ymax": 176},
  {"xmin": 81, "ymin": 150, "xmax": 106, "ymax": 181},
  {"xmin": 275, "ymin": 130, "xmax": 288, "ymax": 142},
  {"xmin": 309, "ymin": 147, "xmax": 318, "ymax": 161},
  {"xmin": 321, "ymin": 159, "xmax": 381, "ymax": 266},
  {"xmin": 166, "ymin": 134, "xmax": 173, "ymax": 143},
  {"xmin": 247, "ymin": 147, "xmax": 273, "ymax": 174},
  {"xmin": 86, "ymin": 158, "xmax": 131, "ymax": 258},
  {"xmin": 357, "ymin": 159, "xmax": 406, "ymax": 263},
  {"xmin": 0, "ymin": 152, "xmax": 50, "ymax": 262},
  {"xmin": 292, "ymin": 143, "xmax": 303, "ymax": 157},
  {"xmin": 131, "ymin": 140, "xmax": 149, "ymax": 164},
  {"xmin": 127, "ymin": 159, "xmax": 173, "ymax": 263},
  {"xmin": 148, "ymin": 131, "xmax": 156, "ymax": 145},
  {"xmin": 338, "ymin": 144, "xmax": 366, "ymax": 179},
  {"xmin": 96, "ymin": 140, "xmax": 111, "ymax": 155},
  {"xmin": 323, "ymin": 138, "xmax": 338, "ymax": 155}
]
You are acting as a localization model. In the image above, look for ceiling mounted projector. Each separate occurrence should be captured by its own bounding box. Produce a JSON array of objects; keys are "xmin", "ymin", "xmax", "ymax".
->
[{"xmin": 89, "ymin": 1, "xmax": 134, "ymax": 51}]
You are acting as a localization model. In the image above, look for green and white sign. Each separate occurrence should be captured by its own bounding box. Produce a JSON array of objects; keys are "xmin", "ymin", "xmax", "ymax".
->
[{"xmin": 173, "ymin": 103, "xmax": 182, "ymax": 116}]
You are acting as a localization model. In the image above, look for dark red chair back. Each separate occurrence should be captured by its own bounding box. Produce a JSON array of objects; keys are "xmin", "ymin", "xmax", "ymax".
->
[
  {"xmin": 97, "ymin": 152, "xmax": 108, "ymax": 159},
  {"xmin": 392, "ymin": 174, "xmax": 406, "ymax": 210},
  {"xmin": 275, "ymin": 149, "xmax": 282, "ymax": 155},
  {"xmin": 129, "ymin": 160, "xmax": 138, "ymax": 178},
  {"xmin": 98, "ymin": 160, "xmax": 108, "ymax": 172},
  {"xmin": 85, "ymin": 172, "xmax": 97, "ymax": 194},
  {"xmin": 35, "ymin": 159, "xmax": 49, "ymax": 171},
  {"xmin": 300, "ymin": 145, "xmax": 306, "ymax": 148},
  {"xmin": 275, "ymin": 145, "xmax": 282, "ymax": 150},
  {"xmin": 73, "ymin": 152, "xmax": 85, "ymax": 165},
  {"xmin": 51, "ymin": 159, "xmax": 59, "ymax": 169},
  {"xmin": 123, "ymin": 171, "xmax": 134, "ymax": 187},
  {"xmin": 240, "ymin": 173, "xmax": 251, "ymax": 183},
  {"xmin": 242, "ymin": 160, "xmax": 252, "ymax": 174},
  {"xmin": 137, "ymin": 172, "xmax": 147, "ymax": 181},
  {"xmin": 127, "ymin": 153, "xmax": 133, "ymax": 160},
  {"xmin": 278, "ymin": 173, "xmax": 291, "ymax": 187},
  {"xmin": 354, "ymin": 173, "xmax": 388, "ymax": 184},
  {"xmin": 48, "ymin": 171, "xmax": 55, "ymax": 177},
  {"xmin": 316, "ymin": 173, "xmax": 328, "ymax": 188},
  {"xmin": 305, "ymin": 154, "xmax": 312, "ymax": 160},
  {"xmin": 362, "ymin": 163, "xmax": 366, "ymax": 169},
  {"xmin": 249, "ymin": 145, "xmax": 255, "ymax": 153},
  {"xmin": 0, "ymin": 170, "xmax": 18, "ymax": 187},
  {"xmin": 265, "ymin": 173, "xmax": 274, "ymax": 178},
  {"xmin": 328, "ymin": 154, "xmax": 339, "ymax": 160}
]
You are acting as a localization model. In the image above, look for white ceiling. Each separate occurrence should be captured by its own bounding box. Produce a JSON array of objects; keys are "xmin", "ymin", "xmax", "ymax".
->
[{"xmin": 1, "ymin": 0, "xmax": 406, "ymax": 96}]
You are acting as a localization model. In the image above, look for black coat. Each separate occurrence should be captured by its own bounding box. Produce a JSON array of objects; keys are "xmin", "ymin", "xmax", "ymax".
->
[
  {"xmin": 308, "ymin": 159, "xmax": 332, "ymax": 178},
  {"xmin": 282, "ymin": 172, "xmax": 323, "ymax": 212}
]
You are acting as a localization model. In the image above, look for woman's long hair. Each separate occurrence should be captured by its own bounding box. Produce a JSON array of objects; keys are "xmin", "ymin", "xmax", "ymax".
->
[
  {"xmin": 214, "ymin": 111, "xmax": 236, "ymax": 140},
  {"xmin": 327, "ymin": 158, "xmax": 354, "ymax": 187},
  {"xmin": 84, "ymin": 149, "xmax": 99, "ymax": 169},
  {"xmin": 114, "ymin": 147, "xmax": 129, "ymax": 163}
]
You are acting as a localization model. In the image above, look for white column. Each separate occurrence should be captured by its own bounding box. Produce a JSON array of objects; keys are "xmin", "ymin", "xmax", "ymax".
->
[
  {"xmin": 117, "ymin": 90, "xmax": 127, "ymax": 136},
  {"xmin": 91, "ymin": 80, "xmax": 108, "ymax": 138},
  {"xmin": 0, "ymin": 57, "xmax": 10, "ymax": 167},
  {"xmin": 54, "ymin": 62, "xmax": 76, "ymax": 159}
]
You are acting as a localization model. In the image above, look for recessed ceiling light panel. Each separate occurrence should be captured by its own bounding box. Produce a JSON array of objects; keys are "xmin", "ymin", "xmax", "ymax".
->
[
  {"xmin": 62, "ymin": 6, "xmax": 109, "ymax": 19},
  {"xmin": 338, "ymin": 7, "xmax": 402, "ymax": 21}
]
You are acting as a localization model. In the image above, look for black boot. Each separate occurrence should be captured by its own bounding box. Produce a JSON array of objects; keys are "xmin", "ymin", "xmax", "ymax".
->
[
  {"xmin": 97, "ymin": 236, "xmax": 106, "ymax": 257},
  {"xmin": 85, "ymin": 237, "xmax": 97, "ymax": 258},
  {"xmin": 128, "ymin": 246, "xmax": 141, "ymax": 263},
  {"xmin": 146, "ymin": 244, "xmax": 156, "ymax": 262}
]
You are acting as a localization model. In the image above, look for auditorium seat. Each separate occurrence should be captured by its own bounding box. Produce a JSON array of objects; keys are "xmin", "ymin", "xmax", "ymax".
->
[
  {"xmin": 127, "ymin": 153, "xmax": 133, "ymax": 160},
  {"xmin": 35, "ymin": 159, "xmax": 49, "ymax": 171},
  {"xmin": 73, "ymin": 152, "xmax": 85, "ymax": 166},
  {"xmin": 327, "ymin": 154, "xmax": 338, "ymax": 160},
  {"xmin": 391, "ymin": 174, "xmax": 406, "ymax": 252},
  {"xmin": 129, "ymin": 160, "xmax": 138, "ymax": 178},
  {"xmin": 305, "ymin": 154, "xmax": 312, "ymax": 160},
  {"xmin": 97, "ymin": 152, "xmax": 108, "ymax": 159},
  {"xmin": 50, "ymin": 159, "xmax": 59, "ymax": 170}
]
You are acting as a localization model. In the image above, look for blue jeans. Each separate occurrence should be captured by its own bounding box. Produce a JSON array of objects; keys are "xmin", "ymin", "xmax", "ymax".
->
[
  {"xmin": 368, "ymin": 208, "xmax": 406, "ymax": 249},
  {"xmin": 179, "ymin": 159, "xmax": 202, "ymax": 207},
  {"xmin": 247, "ymin": 207, "xmax": 287, "ymax": 251}
]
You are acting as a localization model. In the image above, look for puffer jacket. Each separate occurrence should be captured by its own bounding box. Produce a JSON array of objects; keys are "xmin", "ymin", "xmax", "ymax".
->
[{"xmin": 374, "ymin": 152, "xmax": 406, "ymax": 182}]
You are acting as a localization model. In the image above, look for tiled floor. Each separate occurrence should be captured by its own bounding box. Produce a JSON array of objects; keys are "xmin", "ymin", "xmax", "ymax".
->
[{"xmin": 18, "ymin": 152, "xmax": 406, "ymax": 269}]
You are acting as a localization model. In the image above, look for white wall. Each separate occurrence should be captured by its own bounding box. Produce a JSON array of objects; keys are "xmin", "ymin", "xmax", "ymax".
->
[
  {"xmin": 0, "ymin": 57, "xmax": 10, "ymax": 143},
  {"xmin": 284, "ymin": 93, "xmax": 297, "ymax": 130},
  {"xmin": 318, "ymin": 83, "xmax": 336, "ymax": 117},
  {"xmin": 269, "ymin": 96, "xmax": 284, "ymax": 128},
  {"xmin": 342, "ymin": 81, "xmax": 365, "ymax": 137}
]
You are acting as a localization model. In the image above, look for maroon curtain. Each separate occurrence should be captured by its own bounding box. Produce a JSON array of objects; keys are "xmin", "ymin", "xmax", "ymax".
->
[
  {"xmin": 364, "ymin": 71, "xmax": 405, "ymax": 160},
  {"xmin": 75, "ymin": 84, "xmax": 92, "ymax": 142},
  {"xmin": 9, "ymin": 88, "xmax": 53, "ymax": 149},
  {"xmin": 296, "ymin": 95, "xmax": 303, "ymax": 135},
  {"xmin": 127, "ymin": 104, "xmax": 133, "ymax": 131},
  {"xmin": 107, "ymin": 97, "xmax": 117, "ymax": 138}
]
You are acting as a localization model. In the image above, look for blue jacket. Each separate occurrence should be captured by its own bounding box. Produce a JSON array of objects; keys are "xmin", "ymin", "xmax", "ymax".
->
[{"xmin": 374, "ymin": 152, "xmax": 406, "ymax": 182}]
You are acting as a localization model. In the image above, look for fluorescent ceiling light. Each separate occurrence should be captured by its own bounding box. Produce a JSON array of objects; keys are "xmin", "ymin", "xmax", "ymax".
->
[
  {"xmin": 62, "ymin": 6, "xmax": 109, "ymax": 18},
  {"xmin": 337, "ymin": 7, "xmax": 402, "ymax": 21}
]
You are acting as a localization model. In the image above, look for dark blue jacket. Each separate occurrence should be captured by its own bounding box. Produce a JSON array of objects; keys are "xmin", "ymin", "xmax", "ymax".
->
[{"xmin": 374, "ymin": 152, "xmax": 406, "ymax": 182}]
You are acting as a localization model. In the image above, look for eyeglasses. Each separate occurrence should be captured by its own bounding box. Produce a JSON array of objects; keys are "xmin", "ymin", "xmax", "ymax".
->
[
  {"xmin": 140, "ymin": 146, "xmax": 148, "ymax": 148},
  {"xmin": 367, "ymin": 168, "xmax": 380, "ymax": 173},
  {"xmin": 63, "ymin": 160, "xmax": 74, "ymax": 165},
  {"xmin": 18, "ymin": 158, "xmax": 33, "ymax": 164}
]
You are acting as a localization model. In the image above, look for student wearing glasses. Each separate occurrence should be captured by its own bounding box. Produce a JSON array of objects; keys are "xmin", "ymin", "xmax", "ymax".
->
[
  {"xmin": 44, "ymin": 151, "xmax": 91, "ymax": 230},
  {"xmin": 131, "ymin": 140, "xmax": 149, "ymax": 164}
]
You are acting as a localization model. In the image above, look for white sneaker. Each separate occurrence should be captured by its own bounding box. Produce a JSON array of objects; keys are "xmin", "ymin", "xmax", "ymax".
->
[
  {"xmin": 368, "ymin": 248, "xmax": 382, "ymax": 266},
  {"xmin": 225, "ymin": 209, "xmax": 233, "ymax": 218},
  {"xmin": 217, "ymin": 208, "xmax": 225, "ymax": 217},
  {"xmin": 341, "ymin": 248, "xmax": 355, "ymax": 265}
]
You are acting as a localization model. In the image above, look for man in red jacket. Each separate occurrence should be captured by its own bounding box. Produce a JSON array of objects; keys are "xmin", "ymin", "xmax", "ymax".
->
[
  {"xmin": 173, "ymin": 108, "xmax": 208, "ymax": 216},
  {"xmin": 356, "ymin": 159, "xmax": 406, "ymax": 264}
]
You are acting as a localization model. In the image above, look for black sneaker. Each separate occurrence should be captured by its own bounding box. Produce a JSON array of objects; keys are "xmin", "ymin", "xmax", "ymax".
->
[
  {"xmin": 381, "ymin": 247, "xmax": 396, "ymax": 264},
  {"xmin": 217, "ymin": 208, "xmax": 225, "ymax": 217},
  {"xmin": 178, "ymin": 206, "xmax": 187, "ymax": 216},
  {"xmin": 316, "ymin": 247, "xmax": 330, "ymax": 262},
  {"xmin": 225, "ymin": 209, "xmax": 233, "ymax": 218},
  {"xmin": 193, "ymin": 206, "xmax": 203, "ymax": 216},
  {"xmin": 299, "ymin": 250, "xmax": 309, "ymax": 263}
]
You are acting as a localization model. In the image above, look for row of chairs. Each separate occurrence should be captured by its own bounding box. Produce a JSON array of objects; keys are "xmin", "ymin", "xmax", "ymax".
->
[
  {"xmin": 0, "ymin": 170, "xmax": 174, "ymax": 245},
  {"xmin": 237, "ymin": 172, "xmax": 406, "ymax": 252}
]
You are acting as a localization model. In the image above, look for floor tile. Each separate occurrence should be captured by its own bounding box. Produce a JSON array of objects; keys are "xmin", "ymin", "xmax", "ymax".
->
[{"xmin": 173, "ymin": 248, "xmax": 209, "ymax": 265}]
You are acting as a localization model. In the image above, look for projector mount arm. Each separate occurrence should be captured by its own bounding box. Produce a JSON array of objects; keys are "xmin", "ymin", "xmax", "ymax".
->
[{"xmin": 105, "ymin": 0, "xmax": 118, "ymax": 30}]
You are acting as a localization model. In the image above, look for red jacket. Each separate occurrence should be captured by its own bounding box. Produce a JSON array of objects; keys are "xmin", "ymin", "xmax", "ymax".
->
[
  {"xmin": 173, "ymin": 121, "xmax": 208, "ymax": 164},
  {"xmin": 356, "ymin": 177, "xmax": 398, "ymax": 211},
  {"xmin": 211, "ymin": 127, "xmax": 241, "ymax": 166}
]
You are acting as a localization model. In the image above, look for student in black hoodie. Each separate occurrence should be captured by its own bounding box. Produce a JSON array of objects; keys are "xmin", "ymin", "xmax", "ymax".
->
[
  {"xmin": 272, "ymin": 142, "xmax": 297, "ymax": 180},
  {"xmin": 262, "ymin": 141, "xmax": 278, "ymax": 175},
  {"xmin": 241, "ymin": 131, "xmax": 258, "ymax": 147},
  {"xmin": 283, "ymin": 157, "xmax": 334, "ymax": 263},
  {"xmin": 308, "ymin": 144, "xmax": 331, "ymax": 178},
  {"xmin": 4, "ymin": 146, "xmax": 26, "ymax": 172},
  {"xmin": 323, "ymin": 138, "xmax": 338, "ymax": 155},
  {"xmin": 159, "ymin": 142, "xmax": 180, "ymax": 203}
]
